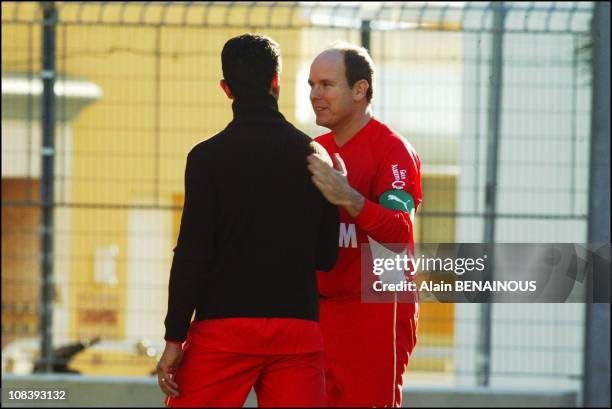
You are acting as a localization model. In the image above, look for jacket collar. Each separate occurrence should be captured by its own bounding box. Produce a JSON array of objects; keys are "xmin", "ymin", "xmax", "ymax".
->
[{"xmin": 231, "ymin": 94, "xmax": 286, "ymax": 123}]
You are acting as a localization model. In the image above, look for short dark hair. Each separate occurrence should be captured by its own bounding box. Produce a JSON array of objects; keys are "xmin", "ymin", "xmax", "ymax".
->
[
  {"xmin": 221, "ymin": 34, "xmax": 281, "ymax": 98},
  {"xmin": 329, "ymin": 43, "xmax": 375, "ymax": 103}
]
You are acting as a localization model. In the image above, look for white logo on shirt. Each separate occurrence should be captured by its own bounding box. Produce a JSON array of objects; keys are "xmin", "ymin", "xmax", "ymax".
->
[
  {"xmin": 339, "ymin": 223, "xmax": 357, "ymax": 248},
  {"xmin": 391, "ymin": 164, "xmax": 407, "ymax": 190},
  {"xmin": 392, "ymin": 180, "xmax": 406, "ymax": 189}
]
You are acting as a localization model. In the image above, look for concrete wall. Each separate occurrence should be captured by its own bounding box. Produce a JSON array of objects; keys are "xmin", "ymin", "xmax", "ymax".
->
[{"xmin": 2, "ymin": 375, "xmax": 577, "ymax": 407}]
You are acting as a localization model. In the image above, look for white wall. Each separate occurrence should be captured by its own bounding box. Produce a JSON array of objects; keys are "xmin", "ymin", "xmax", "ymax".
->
[{"xmin": 126, "ymin": 208, "xmax": 172, "ymax": 342}]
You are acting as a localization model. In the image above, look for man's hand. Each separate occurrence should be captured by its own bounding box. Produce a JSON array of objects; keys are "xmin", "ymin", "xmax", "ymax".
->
[
  {"xmin": 307, "ymin": 153, "xmax": 364, "ymax": 217},
  {"xmin": 156, "ymin": 342, "xmax": 183, "ymax": 398}
]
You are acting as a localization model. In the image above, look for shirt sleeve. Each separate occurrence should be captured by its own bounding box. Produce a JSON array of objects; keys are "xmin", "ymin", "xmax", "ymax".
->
[
  {"xmin": 353, "ymin": 140, "xmax": 422, "ymax": 248},
  {"xmin": 164, "ymin": 149, "xmax": 214, "ymax": 342}
]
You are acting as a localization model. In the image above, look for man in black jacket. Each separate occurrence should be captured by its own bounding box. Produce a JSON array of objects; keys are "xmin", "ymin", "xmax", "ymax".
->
[{"xmin": 156, "ymin": 34, "xmax": 339, "ymax": 407}]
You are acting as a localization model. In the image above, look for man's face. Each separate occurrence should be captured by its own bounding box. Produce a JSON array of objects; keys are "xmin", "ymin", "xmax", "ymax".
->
[{"xmin": 308, "ymin": 50, "xmax": 356, "ymax": 130}]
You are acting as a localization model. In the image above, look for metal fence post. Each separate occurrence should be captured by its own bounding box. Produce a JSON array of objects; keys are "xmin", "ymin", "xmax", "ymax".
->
[
  {"xmin": 40, "ymin": 1, "xmax": 57, "ymax": 373},
  {"xmin": 478, "ymin": 1, "xmax": 506, "ymax": 387},
  {"xmin": 361, "ymin": 19, "xmax": 371, "ymax": 51},
  {"xmin": 583, "ymin": 1, "xmax": 611, "ymax": 407}
]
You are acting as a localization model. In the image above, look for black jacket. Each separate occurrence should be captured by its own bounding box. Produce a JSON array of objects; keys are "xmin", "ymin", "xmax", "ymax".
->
[{"xmin": 164, "ymin": 94, "xmax": 339, "ymax": 342}]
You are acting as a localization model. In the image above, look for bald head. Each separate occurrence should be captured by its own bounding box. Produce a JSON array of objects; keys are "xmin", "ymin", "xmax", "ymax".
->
[
  {"xmin": 310, "ymin": 49, "xmax": 350, "ymax": 90},
  {"xmin": 315, "ymin": 44, "xmax": 374, "ymax": 103},
  {"xmin": 313, "ymin": 49, "xmax": 344, "ymax": 64}
]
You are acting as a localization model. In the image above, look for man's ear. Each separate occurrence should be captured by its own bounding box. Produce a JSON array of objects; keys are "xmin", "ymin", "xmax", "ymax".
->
[
  {"xmin": 220, "ymin": 79, "xmax": 234, "ymax": 99},
  {"xmin": 270, "ymin": 72, "xmax": 280, "ymax": 98},
  {"xmin": 353, "ymin": 79, "xmax": 369, "ymax": 102}
]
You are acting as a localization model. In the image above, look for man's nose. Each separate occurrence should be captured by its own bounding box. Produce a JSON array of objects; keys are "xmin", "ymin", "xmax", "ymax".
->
[{"xmin": 310, "ymin": 85, "xmax": 320, "ymax": 101}]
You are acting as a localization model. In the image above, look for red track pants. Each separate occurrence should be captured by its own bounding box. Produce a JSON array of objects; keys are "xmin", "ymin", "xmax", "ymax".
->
[
  {"xmin": 165, "ymin": 320, "xmax": 326, "ymax": 408},
  {"xmin": 320, "ymin": 297, "xmax": 418, "ymax": 407}
]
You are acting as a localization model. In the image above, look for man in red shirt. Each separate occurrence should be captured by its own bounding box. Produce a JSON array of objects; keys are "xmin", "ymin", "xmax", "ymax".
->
[{"xmin": 307, "ymin": 43, "xmax": 423, "ymax": 407}]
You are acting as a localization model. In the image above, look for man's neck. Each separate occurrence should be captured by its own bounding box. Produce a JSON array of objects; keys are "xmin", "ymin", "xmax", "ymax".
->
[{"xmin": 332, "ymin": 110, "xmax": 372, "ymax": 147}]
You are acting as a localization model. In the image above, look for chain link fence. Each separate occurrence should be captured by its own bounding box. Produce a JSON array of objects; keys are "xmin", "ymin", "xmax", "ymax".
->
[{"xmin": 1, "ymin": 1, "xmax": 602, "ymax": 404}]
